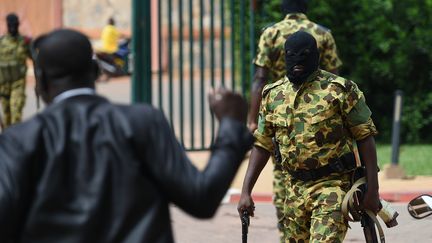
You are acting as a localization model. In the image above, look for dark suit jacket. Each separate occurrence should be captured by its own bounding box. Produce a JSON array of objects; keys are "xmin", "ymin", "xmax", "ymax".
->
[{"xmin": 0, "ymin": 95, "xmax": 253, "ymax": 243}]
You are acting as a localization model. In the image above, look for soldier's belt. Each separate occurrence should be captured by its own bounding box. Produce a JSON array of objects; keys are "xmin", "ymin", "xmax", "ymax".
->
[{"xmin": 288, "ymin": 152, "xmax": 357, "ymax": 182}]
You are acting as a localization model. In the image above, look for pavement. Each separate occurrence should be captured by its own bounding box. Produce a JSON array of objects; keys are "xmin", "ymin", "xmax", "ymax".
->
[
  {"xmin": 20, "ymin": 74, "xmax": 432, "ymax": 242},
  {"xmin": 171, "ymin": 203, "xmax": 432, "ymax": 243}
]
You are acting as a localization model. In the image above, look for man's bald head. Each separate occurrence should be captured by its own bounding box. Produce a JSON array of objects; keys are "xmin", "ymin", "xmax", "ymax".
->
[
  {"xmin": 32, "ymin": 29, "xmax": 97, "ymax": 104},
  {"xmin": 33, "ymin": 29, "xmax": 94, "ymax": 80}
]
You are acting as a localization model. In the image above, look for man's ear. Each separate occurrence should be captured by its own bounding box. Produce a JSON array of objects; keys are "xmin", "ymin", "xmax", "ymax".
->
[
  {"xmin": 34, "ymin": 64, "xmax": 47, "ymax": 91},
  {"xmin": 91, "ymin": 59, "xmax": 100, "ymax": 81}
]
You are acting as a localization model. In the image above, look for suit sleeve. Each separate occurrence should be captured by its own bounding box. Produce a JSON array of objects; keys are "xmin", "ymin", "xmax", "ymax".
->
[
  {"xmin": 0, "ymin": 133, "xmax": 34, "ymax": 240},
  {"xmin": 134, "ymin": 108, "xmax": 253, "ymax": 218}
]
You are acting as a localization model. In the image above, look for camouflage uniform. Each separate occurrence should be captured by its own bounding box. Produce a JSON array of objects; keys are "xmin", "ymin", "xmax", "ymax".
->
[
  {"xmin": 253, "ymin": 13, "xmax": 343, "ymax": 239},
  {"xmin": 0, "ymin": 34, "xmax": 30, "ymax": 128},
  {"xmin": 254, "ymin": 70, "xmax": 378, "ymax": 242}
]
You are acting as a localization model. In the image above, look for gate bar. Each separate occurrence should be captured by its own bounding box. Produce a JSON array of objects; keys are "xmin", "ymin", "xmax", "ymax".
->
[
  {"xmin": 230, "ymin": 0, "xmax": 235, "ymax": 91},
  {"xmin": 132, "ymin": 0, "xmax": 152, "ymax": 103},
  {"xmin": 168, "ymin": 0, "xmax": 174, "ymax": 127},
  {"xmin": 220, "ymin": 0, "xmax": 225, "ymax": 87},
  {"xmin": 210, "ymin": 0, "xmax": 216, "ymax": 144},
  {"xmin": 179, "ymin": 0, "xmax": 185, "ymax": 145},
  {"xmin": 199, "ymin": 0, "xmax": 205, "ymax": 148},
  {"xmin": 157, "ymin": 0, "xmax": 162, "ymax": 107},
  {"xmin": 188, "ymin": 0, "xmax": 195, "ymax": 148}
]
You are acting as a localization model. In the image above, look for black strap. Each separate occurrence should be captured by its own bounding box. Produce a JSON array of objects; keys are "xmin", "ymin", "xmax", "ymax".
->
[{"xmin": 288, "ymin": 152, "xmax": 357, "ymax": 182}]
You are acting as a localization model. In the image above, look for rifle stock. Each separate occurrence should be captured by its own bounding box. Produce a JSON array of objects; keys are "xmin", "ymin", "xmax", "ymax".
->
[{"xmin": 361, "ymin": 212, "xmax": 379, "ymax": 243}]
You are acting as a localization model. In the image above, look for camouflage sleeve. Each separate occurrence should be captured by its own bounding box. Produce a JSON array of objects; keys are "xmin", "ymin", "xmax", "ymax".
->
[
  {"xmin": 24, "ymin": 36, "xmax": 32, "ymax": 59},
  {"xmin": 253, "ymin": 92, "xmax": 275, "ymax": 152},
  {"xmin": 320, "ymin": 31, "xmax": 342, "ymax": 71},
  {"xmin": 342, "ymin": 84, "xmax": 378, "ymax": 140},
  {"xmin": 253, "ymin": 28, "xmax": 274, "ymax": 69},
  {"xmin": 348, "ymin": 117, "xmax": 378, "ymax": 140}
]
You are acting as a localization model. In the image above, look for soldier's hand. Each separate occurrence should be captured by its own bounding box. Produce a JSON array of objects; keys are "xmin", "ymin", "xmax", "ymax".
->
[
  {"xmin": 237, "ymin": 194, "xmax": 255, "ymax": 217},
  {"xmin": 247, "ymin": 122, "xmax": 258, "ymax": 133},
  {"xmin": 362, "ymin": 190, "xmax": 380, "ymax": 214},
  {"xmin": 208, "ymin": 87, "xmax": 247, "ymax": 123}
]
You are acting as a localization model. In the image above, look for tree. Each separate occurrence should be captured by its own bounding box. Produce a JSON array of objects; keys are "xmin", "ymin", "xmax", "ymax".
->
[{"xmin": 238, "ymin": 0, "xmax": 432, "ymax": 143}]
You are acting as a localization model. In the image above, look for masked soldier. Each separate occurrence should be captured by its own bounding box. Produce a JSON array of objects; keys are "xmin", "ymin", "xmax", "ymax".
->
[
  {"xmin": 244, "ymin": 0, "xmax": 343, "ymax": 239},
  {"xmin": 238, "ymin": 31, "xmax": 380, "ymax": 242},
  {"xmin": 0, "ymin": 13, "xmax": 31, "ymax": 128},
  {"xmin": 248, "ymin": 0, "xmax": 343, "ymax": 132}
]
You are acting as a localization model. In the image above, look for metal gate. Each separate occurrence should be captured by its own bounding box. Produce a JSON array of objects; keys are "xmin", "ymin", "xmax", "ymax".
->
[{"xmin": 132, "ymin": 0, "xmax": 255, "ymax": 151}]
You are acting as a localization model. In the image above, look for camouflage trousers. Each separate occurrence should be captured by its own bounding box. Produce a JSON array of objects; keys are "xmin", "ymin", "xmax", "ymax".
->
[
  {"xmin": 273, "ymin": 166, "xmax": 285, "ymax": 238},
  {"xmin": 280, "ymin": 173, "xmax": 352, "ymax": 243},
  {"xmin": 0, "ymin": 77, "xmax": 26, "ymax": 128}
]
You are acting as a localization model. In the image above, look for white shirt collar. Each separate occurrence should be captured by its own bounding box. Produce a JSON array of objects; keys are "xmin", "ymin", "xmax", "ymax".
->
[{"xmin": 53, "ymin": 88, "xmax": 96, "ymax": 103}]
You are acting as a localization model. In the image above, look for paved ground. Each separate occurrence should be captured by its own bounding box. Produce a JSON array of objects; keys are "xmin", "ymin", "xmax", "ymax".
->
[{"xmin": 171, "ymin": 203, "xmax": 432, "ymax": 243}]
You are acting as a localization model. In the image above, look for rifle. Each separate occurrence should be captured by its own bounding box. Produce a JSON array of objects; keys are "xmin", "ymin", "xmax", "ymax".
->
[
  {"xmin": 241, "ymin": 210, "xmax": 250, "ymax": 243},
  {"xmin": 361, "ymin": 210, "xmax": 380, "ymax": 243}
]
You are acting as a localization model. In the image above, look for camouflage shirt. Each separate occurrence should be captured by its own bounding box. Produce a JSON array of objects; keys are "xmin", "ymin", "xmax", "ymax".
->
[
  {"xmin": 254, "ymin": 70, "xmax": 377, "ymax": 171},
  {"xmin": 0, "ymin": 34, "xmax": 31, "ymax": 83},
  {"xmin": 254, "ymin": 13, "xmax": 342, "ymax": 83}
]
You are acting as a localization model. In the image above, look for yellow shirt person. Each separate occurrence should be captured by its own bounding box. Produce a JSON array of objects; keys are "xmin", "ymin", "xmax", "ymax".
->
[{"xmin": 100, "ymin": 18, "xmax": 119, "ymax": 54}]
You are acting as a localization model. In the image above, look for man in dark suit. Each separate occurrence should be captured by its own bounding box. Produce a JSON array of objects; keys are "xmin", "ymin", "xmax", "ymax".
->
[{"xmin": 0, "ymin": 29, "xmax": 253, "ymax": 243}]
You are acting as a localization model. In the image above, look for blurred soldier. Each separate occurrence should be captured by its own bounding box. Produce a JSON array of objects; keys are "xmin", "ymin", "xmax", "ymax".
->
[
  {"xmin": 245, "ymin": 0, "xmax": 343, "ymax": 238},
  {"xmin": 0, "ymin": 13, "xmax": 31, "ymax": 128},
  {"xmin": 238, "ymin": 31, "xmax": 379, "ymax": 242}
]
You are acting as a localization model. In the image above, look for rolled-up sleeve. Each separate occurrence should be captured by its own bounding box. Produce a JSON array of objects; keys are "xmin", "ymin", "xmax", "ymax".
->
[
  {"xmin": 253, "ymin": 94, "xmax": 275, "ymax": 152},
  {"xmin": 341, "ymin": 82, "xmax": 378, "ymax": 140}
]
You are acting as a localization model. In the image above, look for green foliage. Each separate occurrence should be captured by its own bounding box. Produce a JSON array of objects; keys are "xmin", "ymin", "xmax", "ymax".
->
[
  {"xmin": 306, "ymin": 0, "xmax": 432, "ymax": 143},
  {"xmin": 377, "ymin": 144, "xmax": 432, "ymax": 176},
  {"xmin": 233, "ymin": 0, "xmax": 432, "ymax": 143}
]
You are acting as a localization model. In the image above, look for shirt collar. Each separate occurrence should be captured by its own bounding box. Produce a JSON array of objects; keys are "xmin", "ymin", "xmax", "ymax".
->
[
  {"xmin": 53, "ymin": 87, "xmax": 96, "ymax": 103},
  {"xmin": 284, "ymin": 13, "xmax": 308, "ymax": 21},
  {"xmin": 285, "ymin": 69, "xmax": 321, "ymax": 91}
]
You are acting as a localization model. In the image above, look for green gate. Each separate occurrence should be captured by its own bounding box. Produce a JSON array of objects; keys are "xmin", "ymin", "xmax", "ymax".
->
[{"xmin": 132, "ymin": 0, "xmax": 255, "ymax": 151}]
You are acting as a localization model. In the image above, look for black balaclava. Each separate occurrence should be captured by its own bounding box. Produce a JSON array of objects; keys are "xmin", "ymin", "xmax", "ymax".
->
[
  {"xmin": 282, "ymin": 0, "xmax": 308, "ymax": 14},
  {"xmin": 6, "ymin": 13, "xmax": 19, "ymax": 37},
  {"xmin": 284, "ymin": 31, "xmax": 319, "ymax": 85}
]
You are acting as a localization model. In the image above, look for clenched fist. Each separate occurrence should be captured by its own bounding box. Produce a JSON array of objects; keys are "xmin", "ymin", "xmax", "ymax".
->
[{"xmin": 208, "ymin": 87, "xmax": 248, "ymax": 124}]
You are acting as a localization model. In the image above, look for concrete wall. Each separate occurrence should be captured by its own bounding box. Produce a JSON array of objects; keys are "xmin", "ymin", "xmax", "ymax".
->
[{"xmin": 62, "ymin": 0, "xmax": 131, "ymax": 38}]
